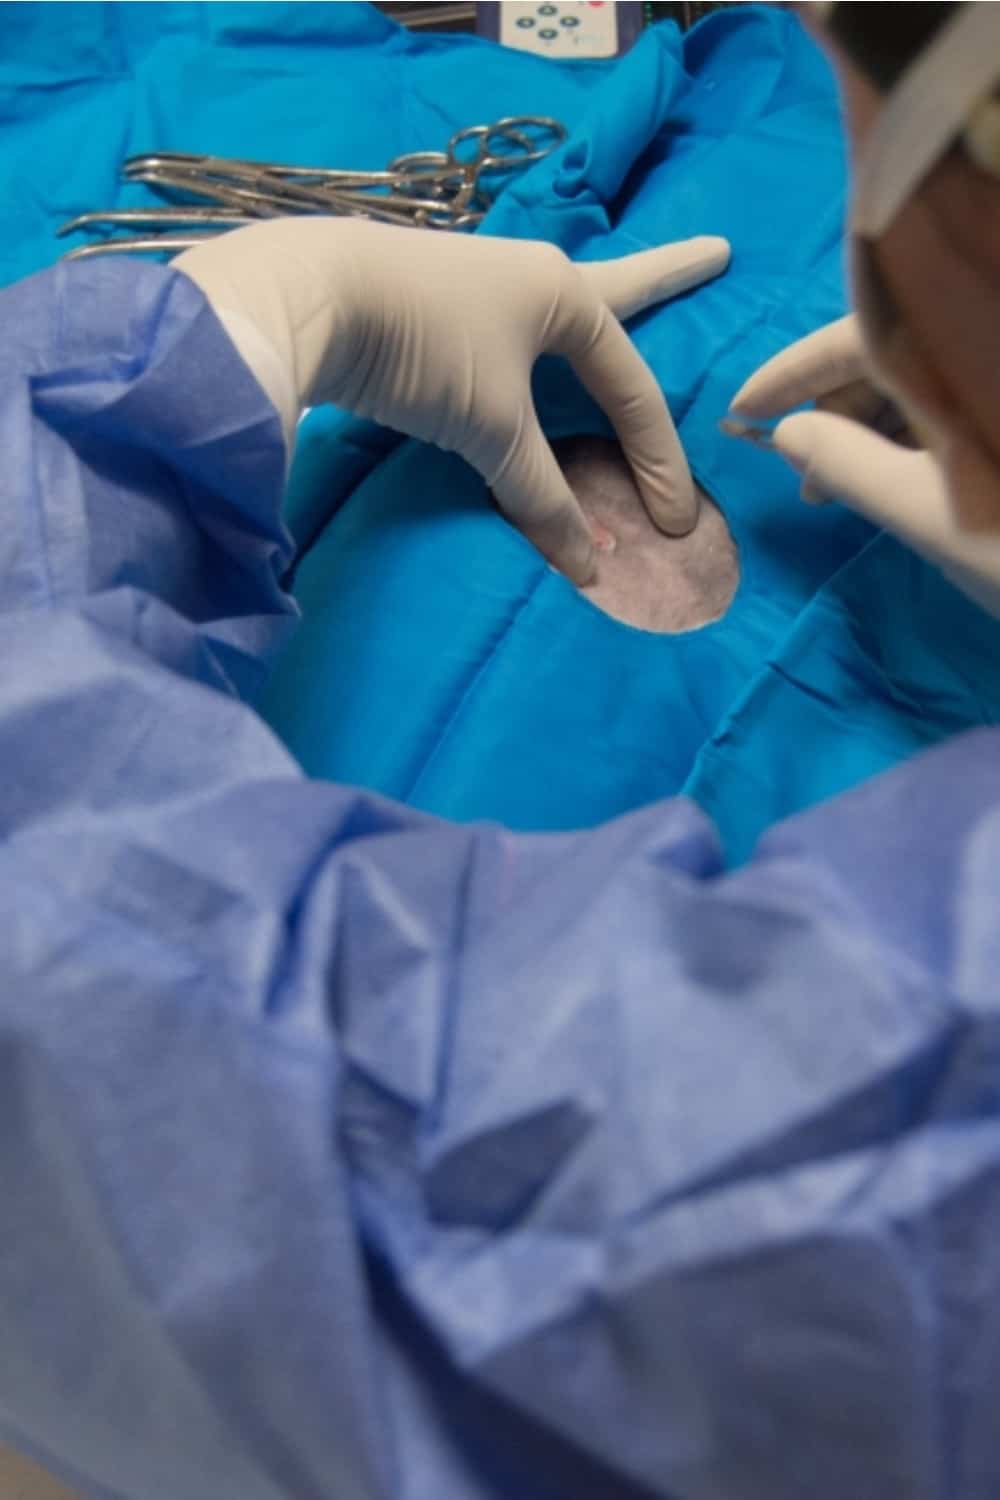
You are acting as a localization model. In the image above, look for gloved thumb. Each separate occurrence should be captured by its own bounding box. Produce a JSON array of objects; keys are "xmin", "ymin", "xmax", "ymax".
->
[
  {"xmin": 489, "ymin": 410, "xmax": 598, "ymax": 585},
  {"xmin": 730, "ymin": 316, "xmax": 866, "ymax": 420},
  {"xmin": 577, "ymin": 237, "xmax": 731, "ymax": 322}
]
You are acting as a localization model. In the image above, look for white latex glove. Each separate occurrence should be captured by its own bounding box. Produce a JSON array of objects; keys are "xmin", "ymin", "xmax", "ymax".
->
[
  {"xmin": 728, "ymin": 315, "xmax": 1000, "ymax": 617},
  {"xmin": 177, "ymin": 218, "xmax": 730, "ymax": 585}
]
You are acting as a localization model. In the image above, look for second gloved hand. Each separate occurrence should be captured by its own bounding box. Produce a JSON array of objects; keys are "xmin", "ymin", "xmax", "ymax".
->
[
  {"xmin": 177, "ymin": 219, "xmax": 730, "ymax": 585},
  {"xmin": 727, "ymin": 316, "xmax": 1000, "ymax": 617}
]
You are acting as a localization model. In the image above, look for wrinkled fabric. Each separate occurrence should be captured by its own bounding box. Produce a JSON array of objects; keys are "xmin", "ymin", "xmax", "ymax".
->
[
  {"xmin": 3, "ymin": 246, "xmax": 1000, "ymax": 1500},
  {"xmin": 4, "ymin": 8, "xmax": 1000, "ymax": 1500},
  {"xmin": 9, "ymin": 2, "xmax": 998, "ymax": 859},
  {"xmin": 257, "ymin": 7, "xmax": 1000, "ymax": 863},
  {"xmin": 2, "ymin": 2, "xmax": 616, "ymax": 291}
]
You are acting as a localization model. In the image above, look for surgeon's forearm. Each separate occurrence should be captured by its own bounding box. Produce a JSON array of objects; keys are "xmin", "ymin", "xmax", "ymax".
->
[{"xmin": 0, "ymin": 260, "xmax": 295, "ymax": 683}]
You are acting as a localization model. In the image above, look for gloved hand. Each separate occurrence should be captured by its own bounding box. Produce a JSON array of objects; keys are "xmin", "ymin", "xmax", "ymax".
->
[
  {"xmin": 727, "ymin": 315, "xmax": 1000, "ymax": 617},
  {"xmin": 177, "ymin": 219, "xmax": 730, "ymax": 585}
]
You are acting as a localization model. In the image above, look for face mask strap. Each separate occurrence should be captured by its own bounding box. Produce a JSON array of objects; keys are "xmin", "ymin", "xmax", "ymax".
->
[{"xmin": 850, "ymin": 2, "xmax": 1000, "ymax": 239}]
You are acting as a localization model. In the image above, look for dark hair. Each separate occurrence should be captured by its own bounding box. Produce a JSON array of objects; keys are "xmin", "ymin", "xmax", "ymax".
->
[{"xmin": 825, "ymin": 2, "xmax": 957, "ymax": 91}]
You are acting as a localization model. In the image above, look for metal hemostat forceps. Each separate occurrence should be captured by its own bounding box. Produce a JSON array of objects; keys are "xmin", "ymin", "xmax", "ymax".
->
[{"xmin": 57, "ymin": 115, "xmax": 567, "ymax": 260}]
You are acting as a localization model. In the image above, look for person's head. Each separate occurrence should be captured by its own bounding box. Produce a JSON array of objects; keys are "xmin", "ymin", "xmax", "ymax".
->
[{"xmin": 803, "ymin": 2, "xmax": 1000, "ymax": 530}]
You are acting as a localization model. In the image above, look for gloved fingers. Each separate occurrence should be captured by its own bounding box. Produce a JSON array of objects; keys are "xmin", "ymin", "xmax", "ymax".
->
[
  {"xmin": 548, "ymin": 298, "xmax": 697, "ymax": 535},
  {"xmin": 729, "ymin": 315, "xmax": 868, "ymax": 420},
  {"xmin": 489, "ymin": 411, "xmax": 598, "ymax": 585},
  {"xmin": 773, "ymin": 411, "xmax": 955, "ymax": 550},
  {"xmin": 776, "ymin": 411, "xmax": 1000, "ymax": 615},
  {"xmin": 576, "ymin": 237, "xmax": 731, "ymax": 323}
]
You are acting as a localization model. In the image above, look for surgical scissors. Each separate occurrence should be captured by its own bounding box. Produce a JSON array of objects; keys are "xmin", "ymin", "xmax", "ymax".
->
[{"xmin": 58, "ymin": 116, "xmax": 568, "ymax": 259}]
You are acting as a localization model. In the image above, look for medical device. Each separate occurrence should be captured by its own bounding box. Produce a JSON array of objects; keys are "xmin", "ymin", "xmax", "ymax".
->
[
  {"xmin": 477, "ymin": 2, "xmax": 643, "ymax": 59},
  {"xmin": 56, "ymin": 115, "xmax": 567, "ymax": 259}
]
